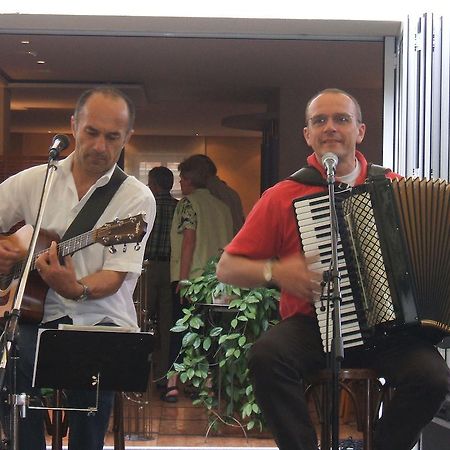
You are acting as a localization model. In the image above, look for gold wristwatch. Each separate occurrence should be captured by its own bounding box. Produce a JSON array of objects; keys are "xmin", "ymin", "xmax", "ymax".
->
[{"xmin": 263, "ymin": 260, "xmax": 273, "ymax": 283}]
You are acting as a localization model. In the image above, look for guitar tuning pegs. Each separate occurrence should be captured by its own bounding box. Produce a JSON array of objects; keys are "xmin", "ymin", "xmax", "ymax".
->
[
  {"xmin": 134, "ymin": 243, "xmax": 141, "ymax": 251},
  {"xmin": 109, "ymin": 245, "xmax": 117, "ymax": 254},
  {"xmin": 123, "ymin": 244, "xmax": 127, "ymax": 253}
]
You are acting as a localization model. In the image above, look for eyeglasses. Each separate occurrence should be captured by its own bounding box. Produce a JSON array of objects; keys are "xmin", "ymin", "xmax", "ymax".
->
[{"xmin": 307, "ymin": 113, "xmax": 357, "ymax": 128}]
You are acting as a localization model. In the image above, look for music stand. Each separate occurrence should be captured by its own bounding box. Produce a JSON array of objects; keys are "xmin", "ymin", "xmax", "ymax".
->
[{"xmin": 32, "ymin": 329, "xmax": 154, "ymax": 392}]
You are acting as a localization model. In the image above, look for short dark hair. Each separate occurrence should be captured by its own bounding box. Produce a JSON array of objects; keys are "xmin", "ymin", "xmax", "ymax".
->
[
  {"xmin": 148, "ymin": 166, "xmax": 174, "ymax": 191},
  {"xmin": 305, "ymin": 88, "xmax": 363, "ymax": 124},
  {"xmin": 74, "ymin": 86, "xmax": 136, "ymax": 131},
  {"xmin": 186, "ymin": 154, "xmax": 217, "ymax": 176},
  {"xmin": 178, "ymin": 155, "xmax": 210, "ymax": 188}
]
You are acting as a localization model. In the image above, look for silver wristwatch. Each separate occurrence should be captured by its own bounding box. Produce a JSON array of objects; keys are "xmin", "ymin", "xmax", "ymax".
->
[{"xmin": 73, "ymin": 283, "xmax": 90, "ymax": 303}]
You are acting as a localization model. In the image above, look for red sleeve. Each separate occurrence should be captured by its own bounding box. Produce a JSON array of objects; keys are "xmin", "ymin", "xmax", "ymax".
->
[
  {"xmin": 225, "ymin": 180, "xmax": 324, "ymax": 261},
  {"xmin": 225, "ymin": 186, "xmax": 284, "ymax": 259}
]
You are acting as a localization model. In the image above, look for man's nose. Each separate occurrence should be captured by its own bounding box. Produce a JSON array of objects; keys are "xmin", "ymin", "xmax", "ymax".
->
[
  {"xmin": 322, "ymin": 117, "xmax": 337, "ymax": 131},
  {"xmin": 93, "ymin": 135, "xmax": 107, "ymax": 151}
]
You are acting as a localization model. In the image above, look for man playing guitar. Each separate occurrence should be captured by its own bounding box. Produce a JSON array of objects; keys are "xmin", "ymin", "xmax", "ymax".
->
[{"xmin": 0, "ymin": 86, "xmax": 155, "ymax": 450}]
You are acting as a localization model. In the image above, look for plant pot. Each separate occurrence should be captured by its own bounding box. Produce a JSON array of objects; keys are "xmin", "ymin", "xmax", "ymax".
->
[{"xmin": 212, "ymin": 294, "xmax": 237, "ymax": 305}]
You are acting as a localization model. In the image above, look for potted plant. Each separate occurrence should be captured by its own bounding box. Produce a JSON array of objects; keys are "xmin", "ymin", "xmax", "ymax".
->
[{"xmin": 170, "ymin": 255, "xmax": 280, "ymax": 432}]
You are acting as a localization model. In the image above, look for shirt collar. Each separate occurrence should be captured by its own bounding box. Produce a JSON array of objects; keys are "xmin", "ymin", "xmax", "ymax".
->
[
  {"xmin": 59, "ymin": 151, "xmax": 117, "ymax": 188},
  {"xmin": 307, "ymin": 150, "xmax": 368, "ymax": 185},
  {"xmin": 336, "ymin": 158, "xmax": 361, "ymax": 186}
]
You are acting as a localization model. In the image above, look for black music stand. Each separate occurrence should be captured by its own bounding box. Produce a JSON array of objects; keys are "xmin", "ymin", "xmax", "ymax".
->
[{"xmin": 32, "ymin": 329, "xmax": 154, "ymax": 392}]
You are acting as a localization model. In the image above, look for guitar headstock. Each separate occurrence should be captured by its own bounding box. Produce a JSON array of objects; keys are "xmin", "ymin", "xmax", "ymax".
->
[{"xmin": 94, "ymin": 214, "xmax": 147, "ymax": 247}]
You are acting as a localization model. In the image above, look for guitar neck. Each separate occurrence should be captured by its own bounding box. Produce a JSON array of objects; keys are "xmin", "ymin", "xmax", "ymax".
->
[
  {"xmin": 3, "ymin": 214, "xmax": 146, "ymax": 289},
  {"xmin": 54, "ymin": 230, "xmax": 97, "ymax": 259},
  {"xmin": 23, "ymin": 229, "xmax": 96, "ymax": 276}
]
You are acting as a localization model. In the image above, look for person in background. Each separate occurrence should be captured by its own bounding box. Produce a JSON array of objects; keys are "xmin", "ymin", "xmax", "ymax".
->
[
  {"xmin": 0, "ymin": 86, "xmax": 155, "ymax": 450},
  {"xmin": 188, "ymin": 154, "xmax": 245, "ymax": 235},
  {"xmin": 216, "ymin": 88, "xmax": 450, "ymax": 450},
  {"xmin": 161, "ymin": 155, "xmax": 234, "ymax": 402},
  {"xmin": 145, "ymin": 166, "xmax": 178, "ymax": 387}
]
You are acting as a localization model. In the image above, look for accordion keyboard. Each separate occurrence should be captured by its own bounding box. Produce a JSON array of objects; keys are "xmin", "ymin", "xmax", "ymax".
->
[{"xmin": 294, "ymin": 194, "xmax": 364, "ymax": 352}]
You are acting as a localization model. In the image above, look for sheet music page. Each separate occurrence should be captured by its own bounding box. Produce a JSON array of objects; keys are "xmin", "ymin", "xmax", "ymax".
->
[
  {"xmin": 32, "ymin": 328, "xmax": 50, "ymax": 387},
  {"xmin": 57, "ymin": 324, "xmax": 137, "ymax": 333}
]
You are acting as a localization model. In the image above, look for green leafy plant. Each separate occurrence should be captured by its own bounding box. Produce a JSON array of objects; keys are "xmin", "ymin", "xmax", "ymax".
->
[{"xmin": 170, "ymin": 255, "xmax": 280, "ymax": 432}]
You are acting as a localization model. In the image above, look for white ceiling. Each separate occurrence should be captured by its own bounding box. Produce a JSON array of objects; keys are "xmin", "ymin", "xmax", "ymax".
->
[{"xmin": 0, "ymin": 14, "xmax": 401, "ymax": 137}]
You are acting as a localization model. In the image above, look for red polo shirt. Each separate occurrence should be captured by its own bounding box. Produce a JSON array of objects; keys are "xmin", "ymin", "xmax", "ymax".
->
[{"xmin": 225, "ymin": 151, "xmax": 399, "ymax": 319}]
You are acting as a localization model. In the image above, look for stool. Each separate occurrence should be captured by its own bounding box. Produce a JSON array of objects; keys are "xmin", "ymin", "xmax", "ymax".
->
[
  {"xmin": 44, "ymin": 390, "xmax": 125, "ymax": 449},
  {"xmin": 305, "ymin": 368, "xmax": 382, "ymax": 450}
]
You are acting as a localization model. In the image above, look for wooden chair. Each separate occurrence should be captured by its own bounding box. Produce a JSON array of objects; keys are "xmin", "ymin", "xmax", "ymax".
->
[{"xmin": 305, "ymin": 368, "xmax": 383, "ymax": 450}]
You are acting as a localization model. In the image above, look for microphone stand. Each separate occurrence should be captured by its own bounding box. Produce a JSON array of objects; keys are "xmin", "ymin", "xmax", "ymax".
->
[
  {"xmin": 0, "ymin": 149, "xmax": 62, "ymax": 450},
  {"xmin": 325, "ymin": 165, "xmax": 345, "ymax": 450}
]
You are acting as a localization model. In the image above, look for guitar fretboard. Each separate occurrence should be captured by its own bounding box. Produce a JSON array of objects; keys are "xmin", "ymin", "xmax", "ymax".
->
[{"xmin": 12, "ymin": 229, "xmax": 97, "ymax": 281}]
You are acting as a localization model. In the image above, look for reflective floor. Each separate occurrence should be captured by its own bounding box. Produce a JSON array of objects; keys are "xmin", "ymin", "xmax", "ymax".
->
[
  {"xmin": 45, "ymin": 382, "xmax": 362, "ymax": 449},
  {"xmin": 105, "ymin": 383, "xmax": 361, "ymax": 449}
]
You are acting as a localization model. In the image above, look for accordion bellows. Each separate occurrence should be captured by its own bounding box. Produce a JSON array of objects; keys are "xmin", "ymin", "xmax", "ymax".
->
[{"xmin": 391, "ymin": 177, "xmax": 450, "ymax": 333}]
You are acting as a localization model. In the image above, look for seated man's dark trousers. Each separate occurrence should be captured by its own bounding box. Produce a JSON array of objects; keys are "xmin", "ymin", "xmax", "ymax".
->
[{"xmin": 248, "ymin": 314, "xmax": 450, "ymax": 450}]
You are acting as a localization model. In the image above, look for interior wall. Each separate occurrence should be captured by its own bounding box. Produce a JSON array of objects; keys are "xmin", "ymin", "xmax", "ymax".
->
[
  {"xmin": 126, "ymin": 135, "xmax": 261, "ymax": 216},
  {"xmin": 0, "ymin": 88, "xmax": 10, "ymax": 157},
  {"xmin": 10, "ymin": 132, "xmax": 261, "ymax": 216},
  {"xmin": 205, "ymin": 136, "xmax": 261, "ymax": 216}
]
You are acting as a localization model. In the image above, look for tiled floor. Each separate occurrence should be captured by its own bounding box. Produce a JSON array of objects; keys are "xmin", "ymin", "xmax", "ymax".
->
[
  {"xmin": 111, "ymin": 386, "xmax": 277, "ymax": 448},
  {"xmin": 44, "ymin": 380, "xmax": 362, "ymax": 449},
  {"xmin": 100, "ymin": 383, "xmax": 362, "ymax": 449}
]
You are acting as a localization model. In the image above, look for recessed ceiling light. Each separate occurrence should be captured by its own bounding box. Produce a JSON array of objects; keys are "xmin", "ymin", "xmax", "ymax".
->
[
  {"xmin": 37, "ymin": 60, "xmax": 46, "ymax": 64},
  {"xmin": 21, "ymin": 40, "xmax": 30, "ymax": 44}
]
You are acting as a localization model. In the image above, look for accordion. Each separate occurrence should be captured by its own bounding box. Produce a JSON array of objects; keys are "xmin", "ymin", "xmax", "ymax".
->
[{"xmin": 294, "ymin": 176, "xmax": 450, "ymax": 352}]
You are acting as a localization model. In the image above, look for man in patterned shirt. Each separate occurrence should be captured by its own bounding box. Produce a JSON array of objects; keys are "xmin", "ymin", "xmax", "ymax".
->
[
  {"xmin": 162, "ymin": 155, "xmax": 233, "ymax": 402},
  {"xmin": 145, "ymin": 166, "xmax": 178, "ymax": 386}
]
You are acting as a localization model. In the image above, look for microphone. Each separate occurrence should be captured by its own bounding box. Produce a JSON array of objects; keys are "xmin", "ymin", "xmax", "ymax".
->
[
  {"xmin": 321, "ymin": 152, "xmax": 338, "ymax": 178},
  {"xmin": 49, "ymin": 134, "xmax": 70, "ymax": 159}
]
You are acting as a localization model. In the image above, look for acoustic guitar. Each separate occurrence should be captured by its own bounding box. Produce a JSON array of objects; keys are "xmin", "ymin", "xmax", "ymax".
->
[{"xmin": 0, "ymin": 214, "xmax": 147, "ymax": 323}]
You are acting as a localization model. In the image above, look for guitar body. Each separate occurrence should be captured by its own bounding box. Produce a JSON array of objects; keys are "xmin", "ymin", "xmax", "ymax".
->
[
  {"xmin": 0, "ymin": 225, "xmax": 59, "ymax": 323},
  {"xmin": 0, "ymin": 214, "xmax": 147, "ymax": 324}
]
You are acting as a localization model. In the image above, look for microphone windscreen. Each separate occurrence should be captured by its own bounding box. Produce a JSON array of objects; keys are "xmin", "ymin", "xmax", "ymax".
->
[
  {"xmin": 52, "ymin": 134, "xmax": 70, "ymax": 150},
  {"xmin": 321, "ymin": 152, "xmax": 338, "ymax": 166}
]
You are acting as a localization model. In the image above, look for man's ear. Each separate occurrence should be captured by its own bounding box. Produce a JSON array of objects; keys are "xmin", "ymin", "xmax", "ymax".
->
[
  {"xmin": 303, "ymin": 126, "xmax": 311, "ymax": 146},
  {"xmin": 356, "ymin": 123, "xmax": 366, "ymax": 144},
  {"xmin": 70, "ymin": 115, "xmax": 76, "ymax": 135},
  {"xmin": 124, "ymin": 128, "xmax": 134, "ymax": 147}
]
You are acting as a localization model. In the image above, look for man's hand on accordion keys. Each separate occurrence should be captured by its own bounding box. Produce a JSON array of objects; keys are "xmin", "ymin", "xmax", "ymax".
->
[{"xmin": 272, "ymin": 253, "xmax": 321, "ymax": 302}]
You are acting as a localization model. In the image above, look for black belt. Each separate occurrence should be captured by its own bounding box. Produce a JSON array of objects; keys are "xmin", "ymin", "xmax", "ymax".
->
[{"xmin": 147, "ymin": 256, "xmax": 170, "ymax": 262}]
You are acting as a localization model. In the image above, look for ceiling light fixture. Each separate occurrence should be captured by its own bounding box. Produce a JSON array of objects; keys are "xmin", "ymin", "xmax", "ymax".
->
[
  {"xmin": 37, "ymin": 60, "xmax": 46, "ymax": 64},
  {"xmin": 21, "ymin": 40, "xmax": 30, "ymax": 44}
]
